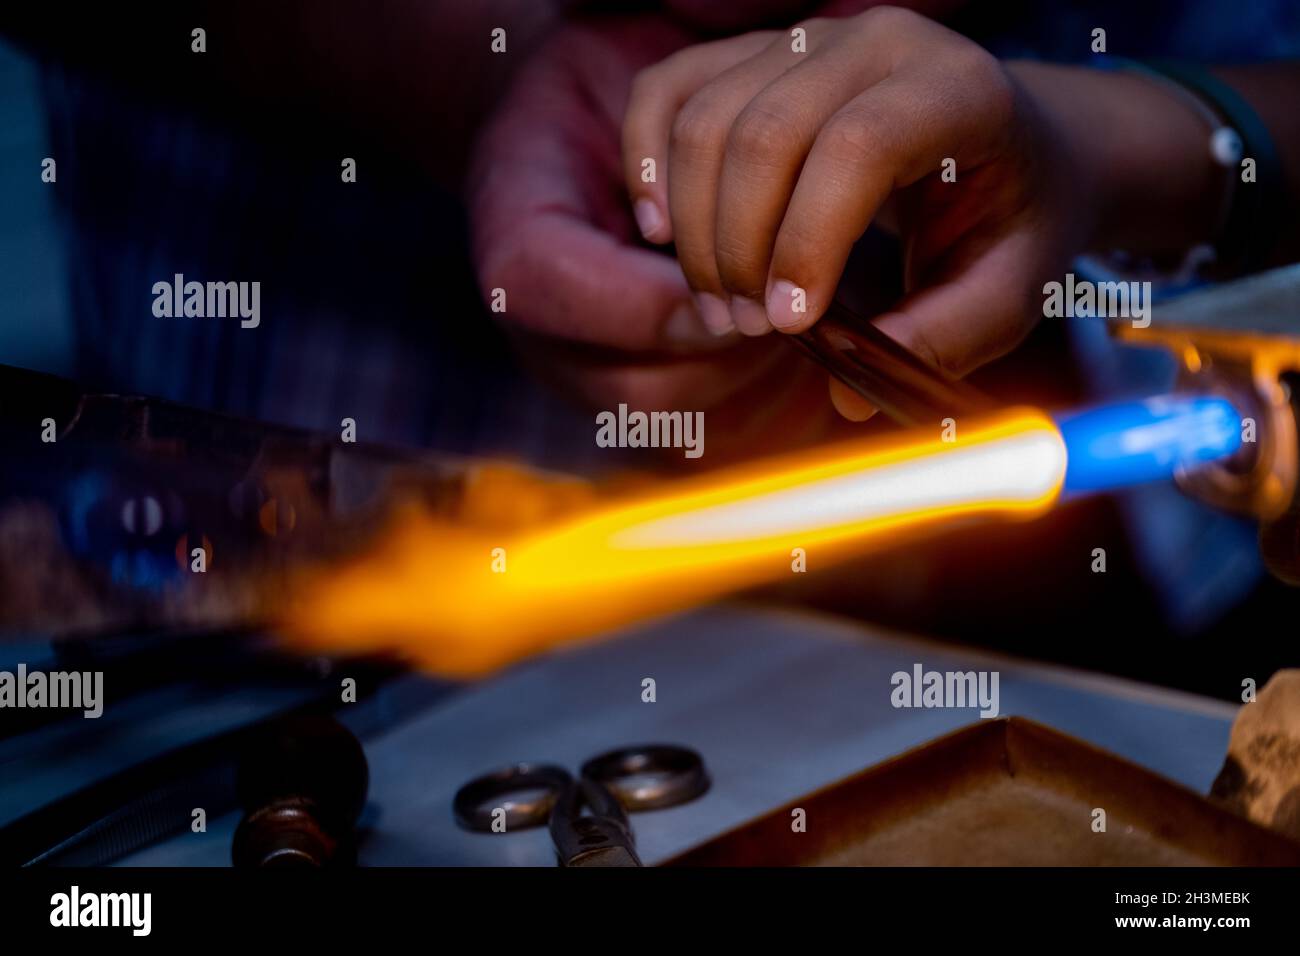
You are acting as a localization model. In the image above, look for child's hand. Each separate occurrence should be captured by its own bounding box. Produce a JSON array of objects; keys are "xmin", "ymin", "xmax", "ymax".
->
[{"xmin": 623, "ymin": 7, "xmax": 1222, "ymax": 418}]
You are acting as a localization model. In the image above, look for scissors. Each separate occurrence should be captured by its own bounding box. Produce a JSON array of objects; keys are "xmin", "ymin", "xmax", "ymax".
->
[{"xmin": 452, "ymin": 744, "xmax": 709, "ymax": 867}]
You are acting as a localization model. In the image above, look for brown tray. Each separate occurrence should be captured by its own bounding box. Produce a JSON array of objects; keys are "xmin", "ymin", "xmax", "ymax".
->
[{"xmin": 667, "ymin": 717, "xmax": 1300, "ymax": 866}]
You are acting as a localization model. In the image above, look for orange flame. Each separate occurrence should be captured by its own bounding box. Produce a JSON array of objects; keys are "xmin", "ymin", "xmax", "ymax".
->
[{"xmin": 279, "ymin": 408, "xmax": 1065, "ymax": 676}]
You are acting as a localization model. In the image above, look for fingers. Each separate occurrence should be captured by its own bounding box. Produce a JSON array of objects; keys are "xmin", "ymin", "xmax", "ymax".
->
[
  {"xmin": 824, "ymin": 234, "xmax": 1034, "ymax": 423},
  {"xmin": 623, "ymin": 32, "xmax": 778, "ymax": 246},
  {"xmin": 626, "ymin": 6, "xmax": 1014, "ymax": 343},
  {"xmin": 766, "ymin": 55, "xmax": 1016, "ymax": 333},
  {"xmin": 712, "ymin": 28, "xmax": 892, "ymax": 310},
  {"xmin": 618, "ymin": 2, "xmax": 1031, "ymax": 415},
  {"xmin": 666, "ymin": 40, "xmax": 799, "ymax": 336},
  {"xmin": 476, "ymin": 210, "xmax": 724, "ymax": 352},
  {"xmin": 873, "ymin": 230, "xmax": 1041, "ymax": 380},
  {"xmin": 471, "ymin": 38, "xmax": 731, "ymax": 354}
]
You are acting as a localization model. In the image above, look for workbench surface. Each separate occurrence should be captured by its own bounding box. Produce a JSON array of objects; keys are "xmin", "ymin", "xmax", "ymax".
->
[{"xmin": 118, "ymin": 604, "xmax": 1237, "ymax": 866}]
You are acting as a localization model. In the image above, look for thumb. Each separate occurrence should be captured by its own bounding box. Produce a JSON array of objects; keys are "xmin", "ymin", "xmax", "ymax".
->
[
  {"xmin": 475, "ymin": 211, "xmax": 724, "ymax": 352},
  {"xmin": 873, "ymin": 232, "xmax": 1041, "ymax": 380}
]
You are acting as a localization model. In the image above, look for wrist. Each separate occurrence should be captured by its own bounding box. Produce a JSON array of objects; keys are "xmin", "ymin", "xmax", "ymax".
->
[{"xmin": 1006, "ymin": 60, "xmax": 1228, "ymax": 258}]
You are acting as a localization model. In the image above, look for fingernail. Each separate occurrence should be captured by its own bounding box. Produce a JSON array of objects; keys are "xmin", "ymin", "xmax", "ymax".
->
[
  {"xmin": 828, "ymin": 378, "xmax": 878, "ymax": 422},
  {"xmin": 664, "ymin": 301, "xmax": 722, "ymax": 346},
  {"xmin": 767, "ymin": 280, "xmax": 805, "ymax": 330},
  {"xmin": 633, "ymin": 198, "xmax": 664, "ymax": 241},
  {"xmin": 731, "ymin": 296, "xmax": 772, "ymax": 336},
  {"xmin": 695, "ymin": 293, "xmax": 735, "ymax": 336}
]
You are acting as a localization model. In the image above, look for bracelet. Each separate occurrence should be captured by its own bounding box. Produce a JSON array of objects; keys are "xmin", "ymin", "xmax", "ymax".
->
[{"xmin": 1126, "ymin": 58, "xmax": 1285, "ymax": 276}]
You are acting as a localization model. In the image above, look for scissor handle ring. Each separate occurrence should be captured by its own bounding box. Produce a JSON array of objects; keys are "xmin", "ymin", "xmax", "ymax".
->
[
  {"xmin": 452, "ymin": 763, "xmax": 573, "ymax": 832},
  {"xmin": 580, "ymin": 744, "xmax": 710, "ymax": 811}
]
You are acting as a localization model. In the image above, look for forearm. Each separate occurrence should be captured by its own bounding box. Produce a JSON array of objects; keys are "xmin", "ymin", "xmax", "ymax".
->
[
  {"xmin": 1008, "ymin": 61, "xmax": 1226, "ymax": 257},
  {"xmin": 1009, "ymin": 59, "xmax": 1300, "ymax": 268}
]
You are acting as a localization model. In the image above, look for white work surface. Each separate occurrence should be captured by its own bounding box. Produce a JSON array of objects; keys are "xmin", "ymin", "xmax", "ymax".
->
[{"xmin": 121, "ymin": 604, "xmax": 1238, "ymax": 866}]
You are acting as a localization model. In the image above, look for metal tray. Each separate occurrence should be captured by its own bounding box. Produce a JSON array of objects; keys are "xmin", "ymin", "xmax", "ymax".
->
[{"xmin": 667, "ymin": 717, "xmax": 1300, "ymax": 866}]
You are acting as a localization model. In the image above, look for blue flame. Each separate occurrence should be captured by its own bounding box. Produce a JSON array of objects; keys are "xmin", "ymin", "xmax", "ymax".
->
[{"xmin": 1056, "ymin": 394, "xmax": 1243, "ymax": 495}]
